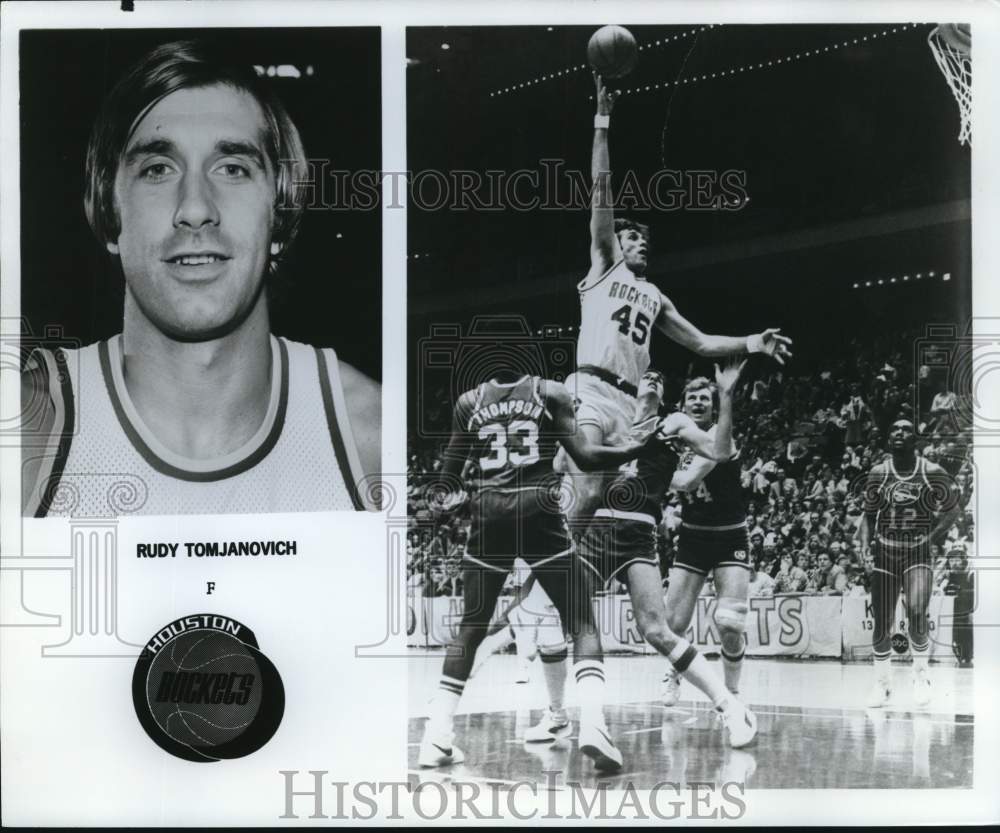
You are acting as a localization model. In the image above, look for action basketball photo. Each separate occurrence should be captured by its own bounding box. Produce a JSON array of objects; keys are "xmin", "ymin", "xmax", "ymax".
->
[{"xmin": 406, "ymin": 19, "xmax": 986, "ymax": 807}]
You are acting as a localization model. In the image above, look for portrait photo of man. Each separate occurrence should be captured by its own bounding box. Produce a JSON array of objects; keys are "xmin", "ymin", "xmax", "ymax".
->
[{"xmin": 18, "ymin": 31, "xmax": 382, "ymax": 516}]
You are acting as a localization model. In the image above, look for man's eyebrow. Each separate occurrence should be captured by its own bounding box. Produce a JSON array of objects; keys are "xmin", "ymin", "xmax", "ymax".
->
[
  {"xmin": 121, "ymin": 138, "xmax": 269, "ymax": 171},
  {"xmin": 124, "ymin": 138, "xmax": 175, "ymax": 165},
  {"xmin": 216, "ymin": 140, "xmax": 268, "ymax": 171}
]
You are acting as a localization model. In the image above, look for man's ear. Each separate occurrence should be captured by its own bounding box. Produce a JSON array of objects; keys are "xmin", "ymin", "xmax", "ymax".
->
[{"xmin": 106, "ymin": 241, "xmax": 120, "ymax": 255}]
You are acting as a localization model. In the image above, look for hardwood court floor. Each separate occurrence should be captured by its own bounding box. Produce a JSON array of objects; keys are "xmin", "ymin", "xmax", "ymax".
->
[{"xmin": 407, "ymin": 651, "xmax": 974, "ymax": 789}]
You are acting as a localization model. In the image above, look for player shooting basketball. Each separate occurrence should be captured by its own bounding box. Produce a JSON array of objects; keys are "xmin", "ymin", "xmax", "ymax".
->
[
  {"xmin": 559, "ymin": 71, "xmax": 792, "ymax": 534},
  {"xmin": 20, "ymin": 40, "xmax": 380, "ymax": 516}
]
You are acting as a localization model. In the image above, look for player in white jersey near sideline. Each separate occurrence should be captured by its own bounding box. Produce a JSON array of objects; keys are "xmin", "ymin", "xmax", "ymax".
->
[
  {"xmin": 560, "ymin": 71, "xmax": 792, "ymax": 533},
  {"xmin": 20, "ymin": 41, "xmax": 380, "ymax": 516}
]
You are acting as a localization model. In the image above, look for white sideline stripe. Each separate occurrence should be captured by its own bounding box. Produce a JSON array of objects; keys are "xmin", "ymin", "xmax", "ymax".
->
[
  {"xmin": 617, "ymin": 707, "xmax": 965, "ymax": 729},
  {"xmin": 407, "ymin": 770, "xmax": 566, "ymax": 791}
]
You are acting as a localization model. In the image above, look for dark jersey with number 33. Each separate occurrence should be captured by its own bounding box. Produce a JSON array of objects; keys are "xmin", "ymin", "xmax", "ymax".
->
[{"xmin": 459, "ymin": 376, "xmax": 559, "ymax": 490}]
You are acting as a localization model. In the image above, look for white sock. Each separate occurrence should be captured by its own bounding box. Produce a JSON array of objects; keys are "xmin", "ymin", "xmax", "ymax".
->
[
  {"xmin": 573, "ymin": 660, "xmax": 606, "ymax": 725},
  {"xmin": 873, "ymin": 650, "xmax": 892, "ymax": 683},
  {"xmin": 911, "ymin": 640, "xmax": 929, "ymax": 674},
  {"xmin": 721, "ymin": 644, "xmax": 745, "ymax": 695},
  {"xmin": 427, "ymin": 676, "xmax": 464, "ymax": 737},
  {"xmin": 668, "ymin": 639, "xmax": 732, "ymax": 710},
  {"xmin": 539, "ymin": 643, "xmax": 568, "ymax": 715}
]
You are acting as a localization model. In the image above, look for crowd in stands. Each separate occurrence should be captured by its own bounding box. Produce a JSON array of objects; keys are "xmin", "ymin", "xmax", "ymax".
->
[{"xmin": 407, "ymin": 328, "xmax": 975, "ymax": 600}]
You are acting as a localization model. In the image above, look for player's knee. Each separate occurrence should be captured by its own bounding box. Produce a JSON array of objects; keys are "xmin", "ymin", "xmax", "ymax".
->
[
  {"xmin": 713, "ymin": 597, "xmax": 748, "ymax": 641},
  {"xmin": 664, "ymin": 605, "xmax": 690, "ymax": 635},
  {"xmin": 635, "ymin": 608, "xmax": 676, "ymax": 650}
]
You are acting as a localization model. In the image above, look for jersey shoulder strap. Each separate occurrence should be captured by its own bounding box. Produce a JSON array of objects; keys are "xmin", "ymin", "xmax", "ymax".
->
[
  {"xmin": 22, "ymin": 346, "xmax": 76, "ymax": 518},
  {"xmin": 578, "ymin": 258, "xmax": 623, "ymax": 293}
]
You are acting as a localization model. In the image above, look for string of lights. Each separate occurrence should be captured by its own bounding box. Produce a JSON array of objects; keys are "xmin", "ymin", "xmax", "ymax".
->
[
  {"xmin": 488, "ymin": 25, "xmax": 717, "ymax": 98},
  {"xmin": 593, "ymin": 23, "xmax": 929, "ymax": 100},
  {"xmin": 488, "ymin": 23, "xmax": 929, "ymax": 100},
  {"xmin": 852, "ymin": 271, "xmax": 951, "ymax": 289}
]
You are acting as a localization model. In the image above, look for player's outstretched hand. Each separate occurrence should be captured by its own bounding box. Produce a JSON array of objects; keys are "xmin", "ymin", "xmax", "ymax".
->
[
  {"xmin": 748, "ymin": 328, "xmax": 793, "ymax": 365},
  {"xmin": 594, "ymin": 71, "xmax": 620, "ymax": 116},
  {"xmin": 714, "ymin": 358, "xmax": 747, "ymax": 395}
]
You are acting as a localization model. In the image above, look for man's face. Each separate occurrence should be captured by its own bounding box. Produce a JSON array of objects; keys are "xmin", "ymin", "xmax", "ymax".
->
[
  {"xmin": 112, "ymin": 83, "xmax": 277, "ymax": 340},
  {"xmin": 797, "ymin": 555, "xmax": 809, "ymax": 570},
  {"xmin": 819, "ymin": 554, "xmax": 831, "ymax": 570},
  {"xmin": 638, "ymin": 371, "xmax": 665, "ymax": 403},
  {"xmin": 617, "ymin": 228, "xmax": 649, "ymax": 275},
  {"xmin": 889, "ymin": 420, "xmax": 916, "ymax": 453},
  {"xmin": 682, "ymin": 385, "xmax": 713, "ymax": 428}
]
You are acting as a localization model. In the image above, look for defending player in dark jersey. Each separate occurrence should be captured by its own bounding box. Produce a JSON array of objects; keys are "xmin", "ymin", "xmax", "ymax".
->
[
  {"xmin": 859, "ymin": 419, "xmax": 961, "ymax": 708},
  {"xmin": 418, "ymin": 372, "xmax": 655, "ymax": 773},
  {"xmin": 527, "ymin": 362, "xmax": 758, "ymax": 750},
  {"xmin": 660, "ymin": 376, "xmax": 752, "ymax": 706}
]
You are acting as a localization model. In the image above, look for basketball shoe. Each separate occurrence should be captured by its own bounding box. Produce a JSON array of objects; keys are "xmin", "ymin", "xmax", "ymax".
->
[{"xmin": 524, "ymin": 708, "xmax": 572, "ymax": 743}]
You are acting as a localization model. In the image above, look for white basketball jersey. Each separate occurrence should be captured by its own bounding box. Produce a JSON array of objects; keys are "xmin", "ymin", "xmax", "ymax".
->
[
  {"xmin": 25, "ymin": 334, "xmax": 372, "ymax": 517},
  {"xmin": 576, "ymin": 260, "xmax": 661, "ymax": 387}
]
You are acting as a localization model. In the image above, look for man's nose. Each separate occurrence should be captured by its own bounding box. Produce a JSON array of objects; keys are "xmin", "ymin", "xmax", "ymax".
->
[{"xmin": 173, "ymin": 171, "xmax": 220, "ymax": 230}]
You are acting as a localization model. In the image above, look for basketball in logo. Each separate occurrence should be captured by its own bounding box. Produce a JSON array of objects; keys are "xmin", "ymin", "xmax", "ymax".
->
[{"xmin": 132, "ymin": 614, "xmax": 284, "ymax": 762}]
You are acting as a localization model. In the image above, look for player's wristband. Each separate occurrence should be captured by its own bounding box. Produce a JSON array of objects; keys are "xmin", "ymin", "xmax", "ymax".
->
[
  {"xmin": 594, "ymin": 114, "xmax": 610, "ymax": 129},
  {"xmin": 746, "ymin": 333, "xmax": 765, "ymax": 354}
]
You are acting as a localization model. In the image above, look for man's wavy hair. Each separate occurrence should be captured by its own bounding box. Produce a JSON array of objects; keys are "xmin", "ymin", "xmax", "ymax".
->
[
  {"xmin": 83, "ymin": 39, "xmax": 309, "ymax": 272},
  {"xmin": 613, "ymin": 217, "xmax": 651, "ymax": 245},
  {"xmin": 679, "ymin": 376, "xmax": 719, "ymax": 420}
]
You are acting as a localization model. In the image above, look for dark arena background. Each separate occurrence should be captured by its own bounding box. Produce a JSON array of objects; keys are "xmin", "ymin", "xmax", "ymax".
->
[
  {"xmin": 406, "ymin": 25, "xmax": 974, "ymax": 790},
  {"xmin": 19, "ymin": 28, "xmax": 381, "ymax": 380}
]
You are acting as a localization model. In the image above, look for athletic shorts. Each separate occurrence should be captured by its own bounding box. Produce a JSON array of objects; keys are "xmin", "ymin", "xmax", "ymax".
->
[
  {"xmin": 564, "ymin": 371, "xmax": 635, "ymax": 447},
  {"xmin": 465, "ymin": 488, "xmax": 573, "ymax": 573},
  {"xmin": 673, "ymin": 523, "xmax": 752, "ymax": 576},
  {"xmin": 874, "ymin": 537, "xmax": 934, "ymax": 577},
  {"xmin": 577, "ymin": 509, "xmax": 659, "ymax": 588}
]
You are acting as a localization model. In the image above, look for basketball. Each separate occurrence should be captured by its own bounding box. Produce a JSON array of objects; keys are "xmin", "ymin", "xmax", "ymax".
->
[
  {"xmin": 587, "ymin": 25, "xmax": 638, "ymax": 79},
  {"xmin": 146, "ymin": 630, "xmax": 263, "ymax": 754}
]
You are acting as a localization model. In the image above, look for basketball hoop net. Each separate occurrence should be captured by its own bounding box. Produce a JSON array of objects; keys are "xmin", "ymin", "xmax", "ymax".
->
[{"xmin": 928, "ymin": 23, "xmax": 971, "ymax": 146}]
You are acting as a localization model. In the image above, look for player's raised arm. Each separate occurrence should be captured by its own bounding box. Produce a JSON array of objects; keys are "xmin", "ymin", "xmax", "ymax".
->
[
  {"xmin": 587, "ymin": 72, "xmax": 622, "ymax": 280},
  {"xmin": 546, "ymin": 380, "xmax": 648, "ymax": 470},
  {"xmin": 655, "ymin": 292, "xmax": 793, "ymax": 364}
]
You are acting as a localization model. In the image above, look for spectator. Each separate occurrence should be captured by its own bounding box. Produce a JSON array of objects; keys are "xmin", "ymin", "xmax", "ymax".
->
[
  {"xmin": 841, "ymin": 384, "xmax": 870, "ymax": 445},
  {"xmin": 775, "ymin": 554, "xmax": 808, "ymax": 593},
  {"xmin": 749, "ymin": 563, "xmax": 776, "ymax": 597}
]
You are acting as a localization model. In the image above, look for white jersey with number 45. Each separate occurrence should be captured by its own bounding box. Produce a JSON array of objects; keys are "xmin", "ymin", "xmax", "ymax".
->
[{"xmin": 577, "ymin": 260, "xmax": 662, "ymax": 388}]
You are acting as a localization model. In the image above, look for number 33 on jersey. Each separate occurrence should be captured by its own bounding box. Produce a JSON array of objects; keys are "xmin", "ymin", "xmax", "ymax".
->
[{"xmin": 461, "ymin": 376, "xmax": 559, "ymax": 488}]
